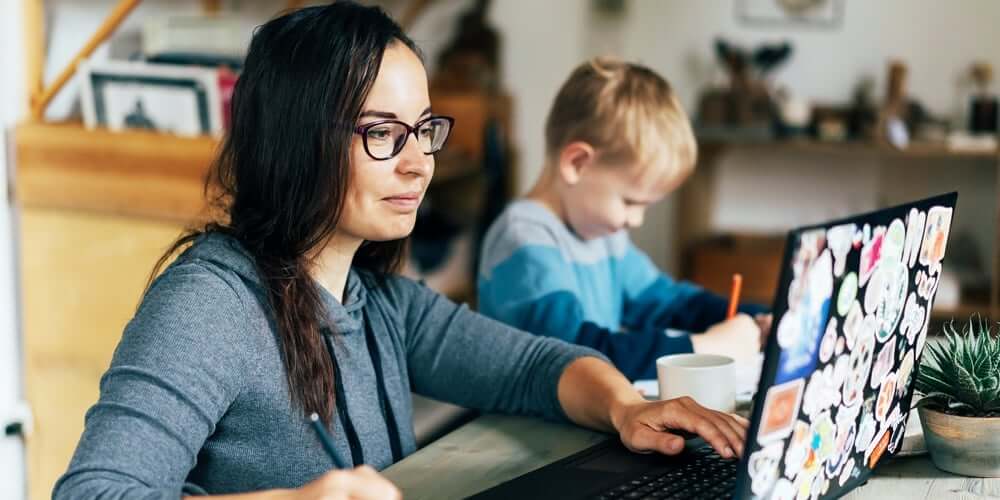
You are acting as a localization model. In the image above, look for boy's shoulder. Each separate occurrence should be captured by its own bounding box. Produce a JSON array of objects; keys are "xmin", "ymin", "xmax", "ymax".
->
[{"xmin": 484, "ymin": 199, "xmax": 566, "ymax": 249}]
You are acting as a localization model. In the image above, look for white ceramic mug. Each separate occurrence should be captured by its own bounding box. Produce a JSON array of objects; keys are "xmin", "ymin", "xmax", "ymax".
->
[{"xmin": 656, "ymin": 353, "xmax": 736, "ymax": 413}]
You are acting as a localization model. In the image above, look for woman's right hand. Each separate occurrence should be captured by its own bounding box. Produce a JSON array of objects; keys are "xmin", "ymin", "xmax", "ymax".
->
[{"xmin": 291, "ymin": 465, "xmax": 401, "ymax": 500}]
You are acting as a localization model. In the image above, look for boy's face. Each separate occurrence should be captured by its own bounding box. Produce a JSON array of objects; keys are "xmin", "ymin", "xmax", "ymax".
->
[{"xmin": 562, "ymin": 159, "xmax": 677, "ymax": 240}]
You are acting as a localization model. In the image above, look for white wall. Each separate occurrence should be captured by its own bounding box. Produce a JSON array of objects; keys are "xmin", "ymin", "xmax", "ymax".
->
[{"xmin": 0, "ymin": 0, "xmax": 27, "ymax": 496}]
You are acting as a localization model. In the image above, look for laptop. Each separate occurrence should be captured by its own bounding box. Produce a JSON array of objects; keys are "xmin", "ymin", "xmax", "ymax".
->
[{"xmin": 469, "ymin": 192, "xmax": 958, "ymax": 500}]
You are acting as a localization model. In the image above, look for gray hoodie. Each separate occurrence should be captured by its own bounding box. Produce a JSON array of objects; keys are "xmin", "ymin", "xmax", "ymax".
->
[{"xmin": 53, "ymin": 233, "xmax": 603, "ymax": 498}]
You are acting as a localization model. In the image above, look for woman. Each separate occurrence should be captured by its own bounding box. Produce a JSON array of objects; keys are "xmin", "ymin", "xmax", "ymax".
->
[{"xmin": 54, "ymin": 3, "xmax": 748, "ymax": 499}]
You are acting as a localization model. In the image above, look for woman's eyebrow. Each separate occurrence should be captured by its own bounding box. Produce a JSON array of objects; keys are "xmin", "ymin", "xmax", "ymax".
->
[{"xmin": 359, "ymin": 107, "xmax": 433, "ymax": 120}]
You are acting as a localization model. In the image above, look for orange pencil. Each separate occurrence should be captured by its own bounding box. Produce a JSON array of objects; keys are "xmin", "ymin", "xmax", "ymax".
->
[{"xmin": 727, "ymin": 273, "xmax": 743, "ymax": 319}]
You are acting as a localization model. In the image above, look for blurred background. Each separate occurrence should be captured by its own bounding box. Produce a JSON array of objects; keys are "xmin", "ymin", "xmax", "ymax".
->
[{"xmin": 1, "ymin": 1, "xmax": 999, "ymax": 498}]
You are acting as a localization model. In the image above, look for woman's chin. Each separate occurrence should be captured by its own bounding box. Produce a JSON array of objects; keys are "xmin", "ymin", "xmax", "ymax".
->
[{"xmin": 363, "ymin": 220, "xmax": 416, "ymax": 242}]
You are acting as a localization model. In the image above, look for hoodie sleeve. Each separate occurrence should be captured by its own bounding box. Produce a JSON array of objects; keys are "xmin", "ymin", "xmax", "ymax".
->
[
  {"xmin": 392, "ymin": 276, "xmax": 608, "ymax": 422},
  {"xmin": 53, "ymin": 264, "xmax": 247, "ymax": 500}
]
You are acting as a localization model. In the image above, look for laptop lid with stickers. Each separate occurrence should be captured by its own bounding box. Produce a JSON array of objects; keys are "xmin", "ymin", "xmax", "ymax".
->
[{"xmin": 735, "ymin": 192, "xmax": 958, "ymax": 500}]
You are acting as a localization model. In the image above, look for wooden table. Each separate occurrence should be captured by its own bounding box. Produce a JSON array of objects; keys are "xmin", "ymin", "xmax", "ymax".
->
[{"xmin": 383, "ymin": 414, "xmax": 1000, "ymax": 499}]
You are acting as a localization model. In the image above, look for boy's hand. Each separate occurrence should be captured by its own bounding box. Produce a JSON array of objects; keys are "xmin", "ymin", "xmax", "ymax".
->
[
  {"xmin": 690, "ymin": 314, "xmax": 760, "ymax": 361},
  {"xmin": 610, "ymin": 397, "xmax": 749, "ymax": 459}
]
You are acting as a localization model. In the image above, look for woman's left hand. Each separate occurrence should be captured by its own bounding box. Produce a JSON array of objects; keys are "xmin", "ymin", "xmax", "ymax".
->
[{"xmin": 610, "ymin": 396, "xmax": 749, "ymax": 459}]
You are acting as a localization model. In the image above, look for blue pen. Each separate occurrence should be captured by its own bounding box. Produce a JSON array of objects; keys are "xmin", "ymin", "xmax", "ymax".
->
[{"xmin": 310, "ymin": 412, "xmax": 347, "ymax": 469}]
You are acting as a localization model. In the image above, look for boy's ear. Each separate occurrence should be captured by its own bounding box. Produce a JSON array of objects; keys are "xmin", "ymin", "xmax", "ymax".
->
[{"xmin": 557, "ymin": 142, "xmax": 596, "ymax": 185}]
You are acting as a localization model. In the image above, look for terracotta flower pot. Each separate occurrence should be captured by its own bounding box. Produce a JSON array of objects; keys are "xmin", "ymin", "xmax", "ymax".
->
[{"xmin": 918, "ymin": 405, "xmax": 1000, "ymax": 477}]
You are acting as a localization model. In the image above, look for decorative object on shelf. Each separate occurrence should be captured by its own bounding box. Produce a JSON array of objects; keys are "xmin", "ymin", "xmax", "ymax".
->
[
  {"xmin": 969, "ymin": 62, "xmax": 998, "ymax": 135},
  {"xmin": 774, "ymin": 85, "xmax": 812, "ymax": 138},
  {"xmin": 143, "ymin": 15, "xmax": 246, "ymax": 69},
  {"xmin": 695, "ymin": 38, "xmax": 792, "ymax": 141},
  {"xmin": 916, "ymin": 318, "xmax": 1000, "ymax": 477},
  {"xmin": 736, "ymin": 0, "xmax": 844, "ymax": 29},
  {"xmin": 80, "ymin": 60, "xmax": 223, "ymax": 137},
  {"xmin": 847, "ymin": 77, "xmax": 878, "ymax": 140},
  {"xmin": 876, "ymin": 60, "xmax": 937, "ymax": 150},
  {"xmin": 431, "ymin": 0, "xmax": 499, "ymax": 94}
]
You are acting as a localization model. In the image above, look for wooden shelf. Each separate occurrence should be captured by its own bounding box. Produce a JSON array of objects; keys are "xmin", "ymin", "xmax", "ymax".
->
[
  {"xmin": 930, "ymin": 301, "xmax": 994, "ymax": 322},
  {"xmin": 699, "ymin": 138, "xmax": 999, "ymax": 161},
  {"xmin": 14, "ymin": 121, "xmax": 217, "ymax": 222}
]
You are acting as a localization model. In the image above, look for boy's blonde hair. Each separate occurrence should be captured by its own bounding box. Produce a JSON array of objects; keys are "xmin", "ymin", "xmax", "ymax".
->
[{"xmin": 544, "ymin": 57, "xmax": 697, "ymax": 181}]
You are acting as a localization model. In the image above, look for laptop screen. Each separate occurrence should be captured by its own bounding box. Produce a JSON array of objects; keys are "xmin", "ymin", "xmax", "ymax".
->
[{"xmin": 736, "ymin": 192, "xmax": 958, "ymax": 500}]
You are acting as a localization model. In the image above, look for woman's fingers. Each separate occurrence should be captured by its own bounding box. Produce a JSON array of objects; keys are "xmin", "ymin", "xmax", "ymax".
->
[
  {"xmin": 671, "ymin": 398, "xmax": 748, "ymax": 458},
  {"xmin": 624, "ymin": 425, "xmax": 685, "ymax": 456}
]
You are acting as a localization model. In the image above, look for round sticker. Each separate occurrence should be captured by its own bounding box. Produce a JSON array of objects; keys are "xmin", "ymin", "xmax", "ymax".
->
[
  {"xmin": 837, "ymin": 272, "xmax": 858, "ymax": 316},
  {"xmin": 870, "ymin": 337, "xmax": 897, "ymax": 390},
  {"xmin": 882, "ymin": 218, "xmax": 906, "ymax": 264},
  {"xmin": 875, "ymin": 373, "xmax": 897, "ymax": 422},
  {"xmin": 844, "ymin": 333, "xmax": 875, "ymax": 407},
  {"xmin": 820, "ymin": 318, "xmax": 838, "ymax": 363},
  {"xmin": 843, "ymin": 301, "xmax": 863, "ymax": 350},
  {"xmin": 896, "ymin": 350, "xmax": 915, "ymax": 397}
]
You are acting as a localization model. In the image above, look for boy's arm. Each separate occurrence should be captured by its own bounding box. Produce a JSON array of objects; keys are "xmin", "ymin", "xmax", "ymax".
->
[
  {"xmin": 506, "ymin": 290, "xmax": 693, "ymax": 381},
  {"xmin": 479, "ymin": 245, "xmax": 691, "ymax": 380},
  {"xmin": 620, "ymin": 244, "xmax": 767, "ymax": 333}
]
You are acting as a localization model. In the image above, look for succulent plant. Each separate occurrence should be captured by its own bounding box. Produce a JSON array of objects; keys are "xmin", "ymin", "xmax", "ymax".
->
[{"xmin": 916, "ymin": 317, "xmax": 1000, "ymax": 417}]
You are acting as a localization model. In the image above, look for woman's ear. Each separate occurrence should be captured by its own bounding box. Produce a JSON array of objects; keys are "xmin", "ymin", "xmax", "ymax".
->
[{"xmin": 557, "ymin": 142, "xmax": 597, "ymax": 186}]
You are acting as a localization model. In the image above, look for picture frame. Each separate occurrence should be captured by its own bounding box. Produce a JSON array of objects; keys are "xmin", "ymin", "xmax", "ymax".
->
[
  {"xmin": 736, "ymin": 0, "xmax": 845, "ymax": 29},
  {"xmin": 80, "ymin": 60, "xmax": 223, "ymax": 137}
]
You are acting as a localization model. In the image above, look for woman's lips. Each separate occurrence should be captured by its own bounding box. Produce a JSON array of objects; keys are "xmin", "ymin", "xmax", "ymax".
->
[{"xmin": 382, "ymin": 192, "xmax": 421, "ymax": 212}]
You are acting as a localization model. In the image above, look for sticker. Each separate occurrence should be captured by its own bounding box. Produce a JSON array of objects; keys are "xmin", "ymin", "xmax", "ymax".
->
[
  {"xmin": 875, "ymin": 262, "xmax": 908, "ymax": 342},
  {"xmin": 842, "ymin": 301, "xmax": 863, "ymax": 350},
  {"xmin": 749, "ymin": 442, "xmax": 783, "ymax": 496},
  {"xmin": 916, "ymin": 270, "xmax": 938, "ymax": 300},
  {"xmin": 882, "ymin": 219, "xmax": 906, "ymax": 264},
  {"xmin": 844, "ymin": 333, "xmax": 875, "ymax": 407},
  {"xmin": 875, "ymin": 373, "xmax": 897, "ymax": 422},
  {"xmin": 802, "ymin": 370, "xmax": 833, "ymax": 417},
  {"xmin": 777, "ymin": 250, "xmax": 833, "ymax": 383},
  {"xmin": 859, "ymin": 226, "xmax": 886, "ymax": 287},
  {"xmin": 888, "ymin": 418, "xmax": 907, "ymax": 454},
  {"xmin": 770, "ymin": 478, "xmax": 795, "ymax": 500},
  {"xmin": 811, "ymin": 411, "xmax": 837, "ymax": 463},
  {"xmin": 916, "ymin": 320, "xmax": 929, "ymax": 357},
  {"xmin": 835, "ymin": 336, "xmax": 846, "ymax": 356},
  {"xmin": 836, "ymin": 400, "xmax": 861, "ymax": 430},
  {"xmin": 855, "ymin": 398, "xmax": 877, "ymax": 453},
  {"xmin": 870, "ymin": 337, "xmax": 897, "ymax": 389},
  {"xmin": 819, "ymin": 318, "xmax": 838, "ymax": 363},
  {"xmin": 896, "ymin": 350, "xmax": 915, "ymax": 397},
  {"xmin": 837, "ymin": 273, "xmax": 858, "ymax": 316},
  {"xmin": 827, "ymin": 223, "xmax": 857, "ymax": 278},
  {"xmin": 838, "ymin": 457, "xmax": 856, "ymax": 487},
  {"xmin": 919, "ymin": 206, "xmax": 953, "ymax": 276},
  {"xmin": 832, "ymin": 355, "xmax": 850, "ymax": 392},
  {"xmin": 758, "ymin": 378, "xmax": 806, "ymax": 444},
  {"xmin": 785, "ymin": 421, "xmax": 811, "ymax": 479},
  {"xmin": 904, "ymin": 208, "xmax": 926, "ymax": 269},
  {"xmin": 866, "ymin": 426, "xmax": 892, "ymax": 469},
  {"xmin": 900, "ymin": 292, "xmax": 925, "ymax": 345},
  {"xmin": 826, "ymin": 422, "xmax": 856, "ymax": 477}
]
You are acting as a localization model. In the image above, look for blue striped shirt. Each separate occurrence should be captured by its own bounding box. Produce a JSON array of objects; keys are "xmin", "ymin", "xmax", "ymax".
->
[{"xmin": 478, "ymin": 200, "xmax": 764, "ymax": 380}]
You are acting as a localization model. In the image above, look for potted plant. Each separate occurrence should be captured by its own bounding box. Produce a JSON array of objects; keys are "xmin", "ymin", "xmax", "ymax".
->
[{"xmin": 915, "ymin": 318, "xmax": 1000, "ymax": 477}]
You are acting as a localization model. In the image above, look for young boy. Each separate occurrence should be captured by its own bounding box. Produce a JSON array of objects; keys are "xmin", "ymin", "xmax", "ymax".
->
[{"xmin": 477, "ymin": 58, "xmax": 769, "ymax": 381}]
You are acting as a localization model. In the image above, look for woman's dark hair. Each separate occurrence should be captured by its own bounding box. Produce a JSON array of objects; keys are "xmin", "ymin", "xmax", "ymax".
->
[{"xmin": 151, "ymin": 2, "xmax": 421, "ymax": 424}]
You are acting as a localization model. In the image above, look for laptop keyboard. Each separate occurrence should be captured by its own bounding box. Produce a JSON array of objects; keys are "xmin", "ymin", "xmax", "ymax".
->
[{"xmin": 593, "ymin": 447, "xmax": 737, "ymax": 500}]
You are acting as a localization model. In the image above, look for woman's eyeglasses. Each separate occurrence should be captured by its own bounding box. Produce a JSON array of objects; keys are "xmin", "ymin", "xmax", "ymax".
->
[{"xmin": 354, "ymin": 115, "xmax": 455, "ymax": 161}]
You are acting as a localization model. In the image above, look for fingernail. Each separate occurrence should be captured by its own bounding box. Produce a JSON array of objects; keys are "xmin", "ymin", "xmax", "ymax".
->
[{"xmin": 725, "ymin": 446, "xmax": 734, "ymax": 458}]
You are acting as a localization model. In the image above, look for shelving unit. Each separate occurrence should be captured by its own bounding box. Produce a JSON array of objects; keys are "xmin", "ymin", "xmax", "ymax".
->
[{"xmin": 676, "ymin": 138, "xmax": 1000, "ymax": 323}]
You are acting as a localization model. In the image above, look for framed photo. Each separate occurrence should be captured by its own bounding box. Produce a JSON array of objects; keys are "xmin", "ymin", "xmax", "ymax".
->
[
  {"xmin": 736, "ymin": 0, "xmax": 844, "ymax": 29},
  {"xmin": 80, "ymin": 60, "xmax": 223, "ymax": 137}
]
